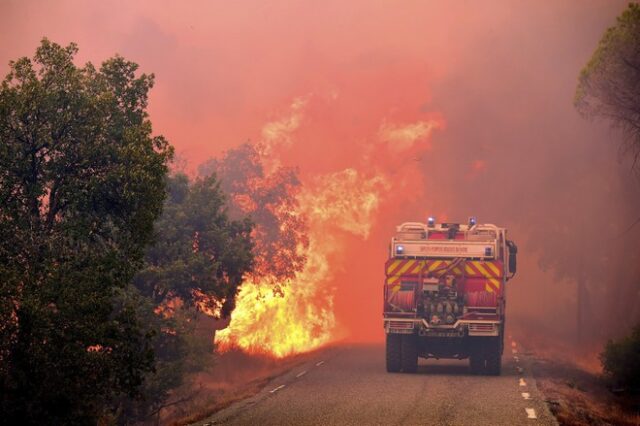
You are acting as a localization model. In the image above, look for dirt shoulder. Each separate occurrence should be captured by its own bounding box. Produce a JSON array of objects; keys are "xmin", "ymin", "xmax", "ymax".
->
[
  {"xmin": 513, "ymin": 329, "xmax": 640, "ymax": 426},
  {"xmin": 532, "ymin": 354, "xmax": 639, "ymax": 426}
]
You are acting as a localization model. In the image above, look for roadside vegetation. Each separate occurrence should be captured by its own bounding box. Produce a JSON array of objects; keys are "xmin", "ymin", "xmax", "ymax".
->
[
  {"xmin": 0, "ymin": 38, "xmax": 308, "ymax": 425},
  {"xmin": 575, "ymin": 1, "xmax": 640, "ymax": 382},
  {"xmin": 600, "ymin": 324, "xmax": 640, "ymax": 393},
  {"xmin": 0, "ymin": 39, "xmax": 256, "ymax": 425},
  {"xmin": 531, "ymin": 3, "xmax": 640, "ymax": 424}
]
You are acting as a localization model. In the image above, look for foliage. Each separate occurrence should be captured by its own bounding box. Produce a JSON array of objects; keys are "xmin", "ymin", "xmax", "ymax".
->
[
  {"xmin": 0, "ymin": 39, "xmax": 172, "ymax": 424},
  {"xmin": 575, "ymin": 3, "xmax": 640, "ymax": 167},
  {"xmin": 124, "ymin": 173, "xmax": 254, "ymax": 420},
  {"xmin": 134, "ymin": 173, "xmax": 254, "ymax": 316},
  {"xmin": 199, "ymin": 143, "xmax": 307, "ymax": 290},
  {"xmin": 600, "ymin": 324, "xmax": 640, "ymax": 391}
]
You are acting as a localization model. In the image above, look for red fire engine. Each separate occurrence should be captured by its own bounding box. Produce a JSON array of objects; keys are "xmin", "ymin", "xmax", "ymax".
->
[{"xmin": 384, "ymin": 217, "xmax": 517, "ymax": 375}]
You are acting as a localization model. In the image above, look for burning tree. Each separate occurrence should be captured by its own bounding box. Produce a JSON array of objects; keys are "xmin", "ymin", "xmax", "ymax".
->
[
  {"xmin": 199, "ymin": 143, "xmax": 308, "ymax": 290},
  {"xmin": 198, "ymin": 138, "xmax": 392, "ymax": 357},
  {"xmin": 134, "ymin": 174, "xmax": 254, "ymax": 317}
]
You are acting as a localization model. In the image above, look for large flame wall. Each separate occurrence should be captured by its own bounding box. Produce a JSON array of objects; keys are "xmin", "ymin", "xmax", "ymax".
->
[
  {"xmin": 216, "ymin": 95, "xmax": 442, "ymax": 356},
  {"xmin": 3, "ymin": 1, "xmax": 636, "ymax": 355}
]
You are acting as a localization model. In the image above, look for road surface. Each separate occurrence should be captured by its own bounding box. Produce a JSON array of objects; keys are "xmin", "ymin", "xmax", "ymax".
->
[{"xmin": 196, "ymin": 338, "xmax": 557, "ymax": 426}]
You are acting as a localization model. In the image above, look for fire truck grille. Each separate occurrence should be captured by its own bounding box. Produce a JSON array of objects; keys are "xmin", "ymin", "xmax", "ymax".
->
[
  {"xmin": 468, "ymin": 323, "xmax": 497, "ymax": 336},
  {"xmin": 388, "ymin": 321, "xmax": 414, "ymax": 331}
]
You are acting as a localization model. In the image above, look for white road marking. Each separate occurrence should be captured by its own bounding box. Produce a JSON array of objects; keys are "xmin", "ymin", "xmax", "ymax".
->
[
  {"xmin": 511, "ymin": 341, "xmax": 517, "ymax": 347},
  {"xmin": 521, "ymin": 392, "xmax": 531, "ymax": 400},
  {"xmin": 512, "ymin": 348, "xmax": 518, "ymax": 354},
  {"xmin": 519, "ymin": 378, "xmax": 527, "ymax": 387},
  {"xmin": 296, "ymin": 370, "xmax": 307, "ymax": 378},
  {"xmin": 269, "ymin": 384, "xmax": 285, "ymax": 393},
  {"xmin": 316, "ymin": 361, "xmax": 325, "ymax": 366},
  {"xmin": 514, "ymin": 356, "xmax": 520, "ymax": 362},
  {"xmin": 525, "ymin": 408, "xmax": 537, "ymax": 419},
  {"xmin": 516, "ymin": 366, "xmax": 524, "ymax": 374}
]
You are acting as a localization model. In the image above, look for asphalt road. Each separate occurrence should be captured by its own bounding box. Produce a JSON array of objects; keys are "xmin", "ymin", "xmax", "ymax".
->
[{"xmin": 197, "ymin": 337, "xmax": 557, "ymax": 426}]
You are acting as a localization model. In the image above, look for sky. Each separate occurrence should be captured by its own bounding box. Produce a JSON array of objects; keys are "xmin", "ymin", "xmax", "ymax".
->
[{"xmin": 2, "ymin": 0, "xmax": 637, "ymax": 345}]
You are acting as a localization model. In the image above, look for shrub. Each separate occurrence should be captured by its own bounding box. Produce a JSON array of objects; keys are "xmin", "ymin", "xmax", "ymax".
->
[{"xmin": 600, "ymin": 324, "xmax": 640, "ymax": 392}]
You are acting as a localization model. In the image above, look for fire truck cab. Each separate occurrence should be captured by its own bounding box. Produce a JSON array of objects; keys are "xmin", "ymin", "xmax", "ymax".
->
[{"xmin": 383, "ymin": 218, "xmax": 517, "ymax": 375}]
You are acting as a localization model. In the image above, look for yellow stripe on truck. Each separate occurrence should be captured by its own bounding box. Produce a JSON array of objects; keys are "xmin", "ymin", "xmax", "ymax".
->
[
  {"xmin": 386, "ymin": 260, "xmax": 402, "ymax": 275},
  {"xmin": 484, "ymin": 278, "xmax": 501, "ymax": 293},
  {"xmin": 485, "ymin": 262, "xmax": 500, "ymax": 276},
  {"xmin": 429, "ymin": 260, "xmax": 443, "ymax": 272},
  {"xmin": 409, "ymin": 262, "xmax": 424, "ymax": 274},
  {"xmin": 465, "ymin": 264, "xmax": 475, "ymax": 275},
  {"xmin": 473, "ymin": 262, "xmax": 492, "ymax": 279},
  {"xmin": 395, "ymin": 260, "xmax": 417, "ymax": 276}
]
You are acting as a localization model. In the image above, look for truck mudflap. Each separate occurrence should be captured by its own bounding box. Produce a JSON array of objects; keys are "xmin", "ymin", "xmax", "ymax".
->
[{"xmin": 384, "ymin": 318, "xmax": 501, "ymax": 337}]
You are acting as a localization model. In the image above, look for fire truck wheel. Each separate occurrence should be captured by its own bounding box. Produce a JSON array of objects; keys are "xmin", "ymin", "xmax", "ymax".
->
[
  {"xmin": 400, "ymin": 334, "xmax": 418, "ymax": 373},
  {"xmin": 385, "ymin": 334, "xmax": 402, "ymax": 373},
  {"xmin": 485, "ymin": 343, "xmax": 502, "ymax": 376},
  {"xmin": 469, "ymin": 353, "xmax": 484, "ymax": 375}
]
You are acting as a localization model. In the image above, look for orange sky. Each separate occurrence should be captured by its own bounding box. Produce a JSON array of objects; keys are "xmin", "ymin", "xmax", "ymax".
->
[{"xmin": 1, "ymin": 1, "xmax": 635, "ymax": 343}]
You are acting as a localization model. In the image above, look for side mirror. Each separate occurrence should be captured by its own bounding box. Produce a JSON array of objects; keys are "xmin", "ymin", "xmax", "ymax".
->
[{"xmin": 507, "ymin": 240, "xmax": 518, "ymax": 277}]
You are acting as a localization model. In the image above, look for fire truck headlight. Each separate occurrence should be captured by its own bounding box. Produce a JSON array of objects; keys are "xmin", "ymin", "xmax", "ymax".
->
[
  {"xmin": 427, "ymin": 217, "xmax": 435, "ymax": 227},
  {"xmin": 396, "ymin": 245, "xmax": 404, "ymax": 255}
]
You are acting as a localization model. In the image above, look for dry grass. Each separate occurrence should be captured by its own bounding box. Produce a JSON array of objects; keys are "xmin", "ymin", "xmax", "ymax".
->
[
  {"xmin": 157, "ymin": 347, "xmax": 325, "ymax": 425},
  {"xmin": 170, "ymin": 375, "xmax": 273, "ymax": 425}
]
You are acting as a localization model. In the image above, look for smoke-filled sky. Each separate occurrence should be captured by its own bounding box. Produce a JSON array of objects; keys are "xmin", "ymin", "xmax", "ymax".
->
[{"xmin": 2, "ymin": 1, "xmax": 638, "ymax": 343}]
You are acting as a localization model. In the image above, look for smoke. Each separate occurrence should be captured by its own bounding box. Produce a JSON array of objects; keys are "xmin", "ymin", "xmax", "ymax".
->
[{"xmin": 2, "ymin": 0, "xmax": 637, "ymax": 348}]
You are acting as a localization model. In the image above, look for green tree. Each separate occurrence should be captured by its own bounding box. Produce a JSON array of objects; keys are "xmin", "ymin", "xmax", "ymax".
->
[
  {"xmin": 125, "ymin": 173, "xmax": 254, "ymax": 421},
  {"xmin": 573, "ymin": 3, "xmax": 640, "ymax": 343},
  {"xmin": 575, "ymin": 3, "xmax": 640, "ymax": 166},
  {"xmin": 0, "ymin": 39, "xmax": 172, "ymax": 424},
  {"xmin": 135, "ymin": 173, "xmax": 254, "ymax": 316}
]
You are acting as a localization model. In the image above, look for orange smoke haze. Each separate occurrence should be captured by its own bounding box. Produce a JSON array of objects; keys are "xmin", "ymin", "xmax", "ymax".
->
[{"xmin": 2, "ymin": 1, "xmax": 637, "ymax": 353}]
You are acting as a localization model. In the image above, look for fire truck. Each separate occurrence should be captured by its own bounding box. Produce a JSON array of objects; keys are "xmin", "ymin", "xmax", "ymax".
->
[{"xmin": 383, "ymin": 217, "xmax": 517, "ymax": 375}]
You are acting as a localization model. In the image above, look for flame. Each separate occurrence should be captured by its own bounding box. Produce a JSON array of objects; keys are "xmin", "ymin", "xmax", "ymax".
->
[
  {"xmin": 215, "ymin": 95, "xmax": 442, "ymax": 358},
  {"xmin": 378, "ymin": 120, "xmax": 438, "ymax": 153},
  {"xmin": 298, "ymin": 169, "xmax": 389, "ymax": 239},
  {"xmin": 216, "ymin": 168, "xmax": 388, "ymax": 357}
]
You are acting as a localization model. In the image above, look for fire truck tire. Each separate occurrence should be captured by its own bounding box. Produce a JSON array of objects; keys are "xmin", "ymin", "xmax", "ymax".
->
[
  {"xmin": 385, "ymin": 334, "xmax": 402, "ymax": 373},
  {"xmin": 400, "ymin": 334, "xmax": 418, "ymax": 373},
  {"xmin": 485, "ymin": 343, "xmax": 502, "ymax": 376},
  {"xmin": 469, "ymin": 353, "xmax": 484, "ymax": 374}
]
